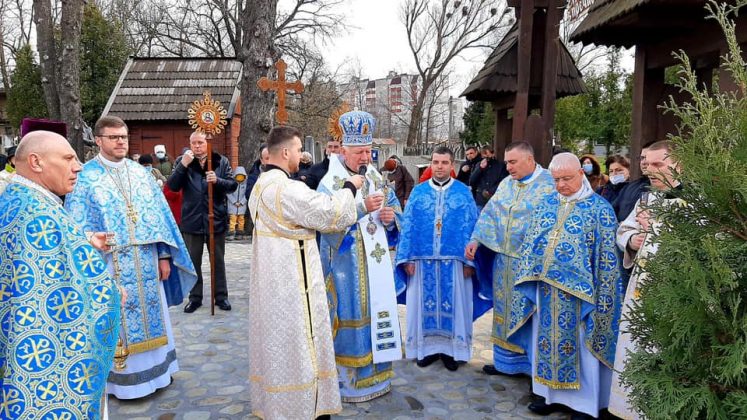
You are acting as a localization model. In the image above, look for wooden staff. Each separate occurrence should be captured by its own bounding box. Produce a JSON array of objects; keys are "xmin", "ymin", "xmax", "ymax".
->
[
  {"xmin": 188, "ymin": 90, "xmax": 227, "ymax": 317},
  {"xmin": 207, "ymin": 138, "xmax": 216, "ymax": 316}
]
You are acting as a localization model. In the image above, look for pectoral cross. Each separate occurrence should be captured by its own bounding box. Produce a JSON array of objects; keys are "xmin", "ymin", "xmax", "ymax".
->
[
  {"xmin": 370, "ymin": 243, "xmax": 387, "ymax": 264},
  {"xmin": 332, "ymin": 176, "xmax": 346, "ymax": 191},
  {"xmin": 435, "ymin": 218, "xmax": 443, "ymax": 235},
  {"xmin": 257, "ymin": 59, "xmax": 305, "ymax": 125},
  {"xmin": 547, "ymin": 229, "xmax": 562, "ymax": 251},
  {"xmin": 126, "ymin": 204, "xmax": 138, "ymax": 224}
]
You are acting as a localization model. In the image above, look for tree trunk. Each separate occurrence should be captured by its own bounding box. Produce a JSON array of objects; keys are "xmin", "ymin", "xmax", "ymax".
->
[
  {"xmin": 59, "ymin": 0, "xmax": 86, "ymax": 156},
  {"xmin": 0, "ymin": 26, "xmax": 11, "ymax": 93},
  {"xmin": 237, "ymin": 0, "xmax": 277, "ymax": 168},
  {"xmin": 32, "ymin": 0, "xmax": 61, "ymax": 120},
  {"xmin": 405, "ymin": 80, "xmax": 430, "ymax": 147}
]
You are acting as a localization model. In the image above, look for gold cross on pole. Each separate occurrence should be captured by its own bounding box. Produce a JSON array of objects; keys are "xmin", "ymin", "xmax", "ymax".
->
[{"xmin": 257, "ymin": 59, "xmax": 304, "ymax": 125}]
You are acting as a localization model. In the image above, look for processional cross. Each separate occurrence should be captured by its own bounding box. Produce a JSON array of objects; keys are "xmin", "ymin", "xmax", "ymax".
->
[
  {"xmin": 188, "ymin": 90, "xmax": 228, "ymax": 316},
  {"xmin": 257, "ymin": 59, "xmax": 304, "ymax": 125}
]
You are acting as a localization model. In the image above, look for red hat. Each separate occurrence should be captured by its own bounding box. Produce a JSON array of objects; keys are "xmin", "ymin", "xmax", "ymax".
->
[
  {"xmin": 383, "ymin": 159, "xmax": 397, "ymax": 172},
  {"xmin": 20, "ymin": 118, "xmax": 68, "ymax": 138}
]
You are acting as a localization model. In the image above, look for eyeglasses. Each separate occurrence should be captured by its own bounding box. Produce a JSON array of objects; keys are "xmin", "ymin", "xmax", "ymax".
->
[
  {"xmin": 553, "ymin": 175, "xmax": 577, "ymax": 183},
  {"xmin": 98, "ymin": 134, "xmax": 129, "ymax": 142}
]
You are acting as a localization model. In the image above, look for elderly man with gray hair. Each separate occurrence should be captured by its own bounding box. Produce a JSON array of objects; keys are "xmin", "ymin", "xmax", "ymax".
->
[{"xmin": 505, "ymin": 152, "xmax": 625, "ymax": 419}]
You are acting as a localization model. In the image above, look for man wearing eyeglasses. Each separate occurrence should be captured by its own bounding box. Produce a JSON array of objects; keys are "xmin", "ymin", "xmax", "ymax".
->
[
  {"xmin": 65, "ymin": 115, "xmax": 198, "ymax": 400},
  {"xmin": 507, "ymin": 152, "xmax": 624, "ymax": 420}
]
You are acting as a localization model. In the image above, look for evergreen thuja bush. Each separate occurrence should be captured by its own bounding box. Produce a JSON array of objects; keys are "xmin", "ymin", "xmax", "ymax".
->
[{"xmin": 621, "ymin": 2, "xmax": 747, "ymax": 419}]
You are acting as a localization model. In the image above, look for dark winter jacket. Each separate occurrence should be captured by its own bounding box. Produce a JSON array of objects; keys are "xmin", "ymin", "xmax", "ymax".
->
[
  {"xmin": 456, "ymin": 156, "xmax": 481, "ymax": 185},
  {"xmin": 469, "ymin": 158, "xmax": 509, "ymax": 207},
  {"xmin": 303, "ymin": 157, "xmax": 331, "ymax": 190},
  {"xmin": 167, "ymin": 152, "xmax": 237, "ymax": 235},
  {"xmin": 596, "ymin": 181, "xmax": 628, "ymax": 206},
  {"xmin": 387, "ymin": 165, "xmax": 415, "ymax": 207},
  {"xmin": 612, "ymin": 177, "xmax": 650, "ymax": 221},
  {"xmin": 155, "ymin": 156, "xmax": 174, "ymax": 177},
  {"xmin": 245, "ymin": 159, "xmax": 263, "ymax": 200}
]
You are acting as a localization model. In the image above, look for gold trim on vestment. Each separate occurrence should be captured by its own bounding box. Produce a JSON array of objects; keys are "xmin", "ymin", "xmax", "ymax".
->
[
  {"xmin": 254, "ymin": 229, "xmax": 315, "ymax": 240},
  {"xmin": 507, "ymin": 306, "xmax": 536, "ymax": 337},
  {"xmin": 326, "ymin": 272, "xmax": 339, "ymax": 339},
  {"xmin": 335, "ymin": 352, "xmax": 373, "ymax": 367},
  {"xmin": 354, "ymin": 371, "xmax": 394, "ymax": 392},
  {"xmin": 491, "ymin": 336, "xmax": 525, "ymax": 354},
  {"xmin": 341, "ymin": 383, "xmax": 392, "ymax": 403},
  {"xmin": 515, "ymin": 275, "xmax": 595, "ymax": 306},
  {"xmin": 249, "ymin": 370, "xmax": 337, "ymax": 394},
  {"xmin": 354, "ymin": 229, "xmax": 369, "ymax": 318},
  {"xmin": 128, "ymin": 336, "xmax": 168, "ymax": 354},
  {"xmin": 326, "ymin": 192, "xmax": 344, "ymax": 233},
  {"xmin": 248, "ymin": 372, "xmax": 320, "ymax": 393},
  {"xmin": 337, "ymin": 318, "xmax": 371, "ymax": 328},
  {"xmin": 534, "ymin": 375, "xmax": 581, "ymax": 390},
  {"xmin": 295, "ymin": 242, "xmax": 320, "ymax": 382},
  {"xmin": 586, "ymin": 341, "xmax": 615, "ymax": 370}
]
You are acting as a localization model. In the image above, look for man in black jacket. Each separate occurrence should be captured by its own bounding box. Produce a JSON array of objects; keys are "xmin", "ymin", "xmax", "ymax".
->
[
  {"xmin": 245, "ymin": 144, "xmax": 269, "ymax": 201},
  {"xmin": 469, "ymin": 146, "xmax": 509, "ymax": 210},
  {"xmin": 168, "ymin": 131, "xmax": 238, "ymax": 313},
  {"xmin": 456, "ymin": 146, "xmax": 480, "ymax": 186},
  {"xmin": 612, "ymin": 143, "xmax": 652, "ymax": 221},
  {"xmin": 303, "ymin": 138, "xmax": 341, "ymax": 190}
]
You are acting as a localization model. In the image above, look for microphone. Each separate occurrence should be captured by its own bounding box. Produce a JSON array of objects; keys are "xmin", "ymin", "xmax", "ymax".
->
[{"xmin": 358, "ymin": 165, "xmax": 367, "ymax": 176}]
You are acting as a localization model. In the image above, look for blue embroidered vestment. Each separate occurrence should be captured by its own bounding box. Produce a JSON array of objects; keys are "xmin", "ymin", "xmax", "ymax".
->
[
  {"xmin": 509, "ymin": 192, "xmax": 624, "ymax": 390},
  {"xmin": 0, "ymin": 180, "xmax": 121, "ymax": 419},
  {"xmin": 65, "ymin": 158, "xmax": 196, "ymax": 355}
]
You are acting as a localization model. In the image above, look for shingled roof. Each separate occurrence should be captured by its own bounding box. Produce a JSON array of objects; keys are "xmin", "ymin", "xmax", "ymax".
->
[
  {"xmin": 461, "ymin": 22, "xmax": 586, "ymax": 102},
  {"xmin": 103, "ymin": 57, "xmax": 242, "ymax": 121},
  {"xmin": 570, "ymin": 0, "xmax": 708, "ymax": 47}
]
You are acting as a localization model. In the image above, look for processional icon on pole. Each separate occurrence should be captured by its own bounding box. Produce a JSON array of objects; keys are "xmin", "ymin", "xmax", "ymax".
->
[{"xmin": 188, "ymin": 90, "xmax": 228, "ymax": 315}]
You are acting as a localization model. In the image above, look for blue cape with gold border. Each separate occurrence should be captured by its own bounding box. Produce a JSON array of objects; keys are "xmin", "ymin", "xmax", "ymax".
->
[
  {"xmin": 0, "ymin": 180, "xmax": 121, "ymax": 419},
  {"xmin": 509, "ymin": 192, "xmax": 624, "ymax": 389}
]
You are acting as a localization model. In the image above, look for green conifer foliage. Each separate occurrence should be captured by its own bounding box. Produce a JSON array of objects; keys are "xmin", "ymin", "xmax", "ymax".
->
[
  {"xmin": 6, "ymin": 45, "xmax": 49, "ymax": 129},
  {"xmin": 621, "ymin": 3, "xmax": 747, "ymax": 419},
  {"xmin": 80, "ymin": 4, "xmax": 130, "ymax": 126}
]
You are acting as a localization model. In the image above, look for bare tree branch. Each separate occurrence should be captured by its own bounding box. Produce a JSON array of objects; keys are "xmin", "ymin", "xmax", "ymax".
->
[{"xmin": 401, "ymin": 0, "xmax": 510, "ymax": 147}]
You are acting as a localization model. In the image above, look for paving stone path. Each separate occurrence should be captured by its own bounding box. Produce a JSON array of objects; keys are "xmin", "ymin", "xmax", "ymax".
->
[{"xmin": 109, "ymin": 241, "xmax": 566, "ymax": 419}]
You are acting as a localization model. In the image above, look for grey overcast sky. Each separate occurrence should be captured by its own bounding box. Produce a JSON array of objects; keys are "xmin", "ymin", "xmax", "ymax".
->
[
  {"xmin": 301, "ymin": 0, "xmax": 633, "ymax": 96},
  {"xmin": 308, "ymin": 0, "xmax": 494, "ymax": 97}
]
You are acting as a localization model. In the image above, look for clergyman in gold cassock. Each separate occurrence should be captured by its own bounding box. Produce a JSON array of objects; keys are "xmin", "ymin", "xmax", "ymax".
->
[{"xmin": 247, "ymin": 126, "xmax": 363, "ymax": 419}]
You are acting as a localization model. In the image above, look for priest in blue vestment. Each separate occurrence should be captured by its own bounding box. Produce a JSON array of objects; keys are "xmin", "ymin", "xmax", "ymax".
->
[
  {"xmin": 318, "ymin": 111, "xmax": 404, "ymax": 402},
  {"xmin": 0, "ymin": 131, "xmax": 121, "ymax": 419},
  {"xmin": 466, "ymin": 141, "xmax": 555, "ymax": 377},
  {"xmin": 395, "ymin": 146, "xmax": 490, "ymax": 371},
  {"xmin": 509, "ymin": 153, "xmax": 624, "ymax": 419},
  {"xmin": 65, "ymin": 116, "xmax": 197, "ymax": 400}
]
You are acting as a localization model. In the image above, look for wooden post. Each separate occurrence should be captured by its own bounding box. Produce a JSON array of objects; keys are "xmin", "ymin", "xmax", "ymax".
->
[
  {"xmin": 539, "ymin": 0, "xmax": 563, "ymax": 167},
  {"xmin": 494, "ymin": 107, "xmax": 512, "ymax": 158},
  {"xmin": 512, "ymin": 0, "xmax": 535, "ymax": 141},
  {"xmin": 630, "ymin": 46, "xmax": 665, "ymax": 179}
]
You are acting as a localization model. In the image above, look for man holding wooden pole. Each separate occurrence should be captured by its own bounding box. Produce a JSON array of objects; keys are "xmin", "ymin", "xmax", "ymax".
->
[{"xmin": 167, "ymin": 130, "xmax": 237, "ymax": 313}]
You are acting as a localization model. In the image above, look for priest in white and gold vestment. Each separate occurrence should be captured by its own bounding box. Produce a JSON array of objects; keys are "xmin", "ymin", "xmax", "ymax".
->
[
  {"xmin": 610, "ymin": 141, "xmax": 682, "ymax": 420},
  {"xmin": 247, "ymin": 126, "xmax": 363, "ymax": 420}
]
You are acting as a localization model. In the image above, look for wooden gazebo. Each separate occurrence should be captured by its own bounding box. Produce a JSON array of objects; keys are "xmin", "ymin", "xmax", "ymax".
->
[
  {"xmin": 462, "ymin": 0, "xmax": 586, "ymax": 165},
  {"xmin": 571, "ymin": 0, "xmax": 747, "ymax": 177}
]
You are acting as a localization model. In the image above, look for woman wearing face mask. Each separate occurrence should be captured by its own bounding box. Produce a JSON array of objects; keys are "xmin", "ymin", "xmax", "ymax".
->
[
  {"xmin": 579, "ymin": 154, "xmax": 608, "ymax": 191},
  {"xmin": 596, "ymin": 155, "xmax": 630, "ymax": 204},
  {"xmin": 154, "ymin": 144, "xmax": 174, "ymax": 176}
]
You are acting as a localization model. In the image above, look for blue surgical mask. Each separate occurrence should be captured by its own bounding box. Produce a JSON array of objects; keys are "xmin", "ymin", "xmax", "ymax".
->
[
  {"xmin": 582, "ymin": 163, "xmax": 593, "ymax": 174},
  {"xmin": 155, "ymin": 152, "xmax": 166, "ymax": 159},
  {"xmin": 609, "ymin": 174, "xmax": 626, "ymax": 185}
]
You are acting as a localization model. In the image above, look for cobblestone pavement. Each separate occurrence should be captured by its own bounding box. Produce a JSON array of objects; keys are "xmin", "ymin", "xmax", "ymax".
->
[{"xmin": 110, "ymin": 241, "xmax": 567, "ymax": 420}]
